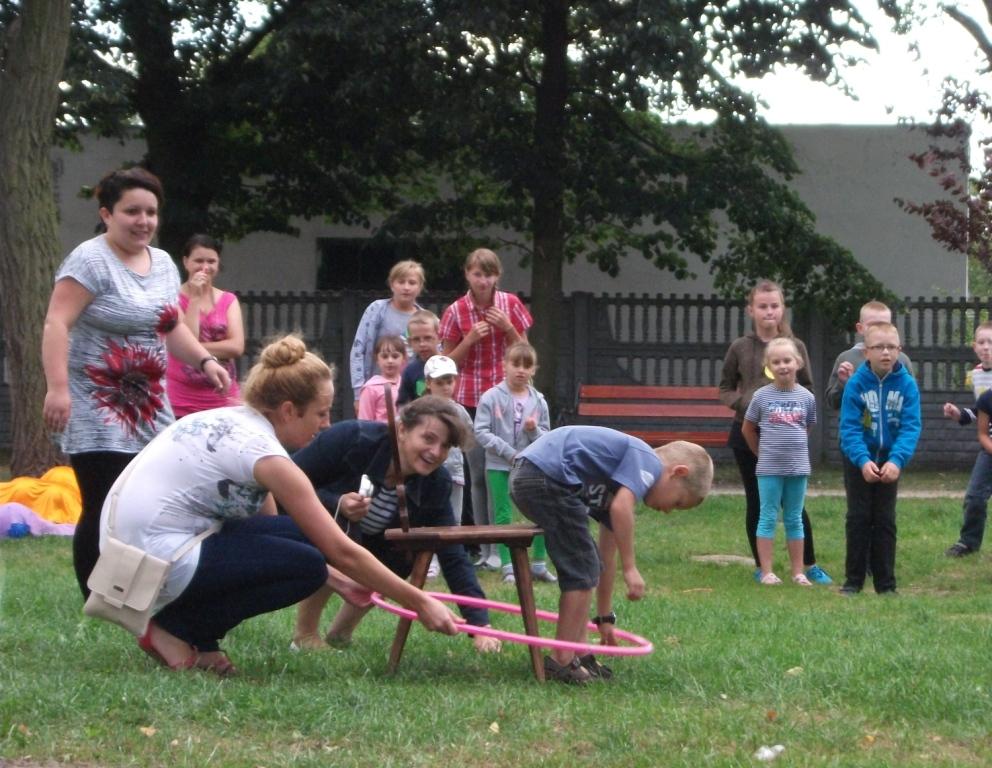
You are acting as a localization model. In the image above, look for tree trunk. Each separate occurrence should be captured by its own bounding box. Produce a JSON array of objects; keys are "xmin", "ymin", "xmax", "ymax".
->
[
  {"xmin": 0, "ymin": 0, "xmax": 72, "ymax": 476},
  {"xmin": 529, "ymin": 0, "xmax": 568, "ymax": 410},
  {"xmin": 120, "ymin": 0, "xmax": 215, "ymax": 260}
]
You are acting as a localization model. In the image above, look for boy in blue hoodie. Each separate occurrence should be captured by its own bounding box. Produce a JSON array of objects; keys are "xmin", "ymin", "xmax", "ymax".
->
[{"xmin": 839, "ymin": 322, "xmax": 922, "ymax": 595}]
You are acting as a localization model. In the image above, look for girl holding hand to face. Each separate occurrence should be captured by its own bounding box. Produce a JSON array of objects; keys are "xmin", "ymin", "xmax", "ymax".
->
[{"xmin": 165, "ymin": 234, "xmax": 244, "ymax": 417}]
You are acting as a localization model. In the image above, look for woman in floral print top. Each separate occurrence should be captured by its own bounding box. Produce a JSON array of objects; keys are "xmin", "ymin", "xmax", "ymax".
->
[{"xmin": 41, "ymin": 167, "xmax": 231, "ymax": 597}]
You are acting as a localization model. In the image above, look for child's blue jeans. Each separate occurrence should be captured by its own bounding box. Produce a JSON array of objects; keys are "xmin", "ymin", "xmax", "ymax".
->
[
  {"xmin": 958, "ymin": 450, "xmax": 992, "ymax": 551},
  {"xmin": 756, "ymin": 475, "xmax": 808, "ymax": 540}
]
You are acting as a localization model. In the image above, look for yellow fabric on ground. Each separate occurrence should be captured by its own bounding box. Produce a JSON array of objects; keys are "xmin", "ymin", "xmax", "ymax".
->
[{"xmin": 0, "ymin": 466, "xmax": 82, "ymax": 524}]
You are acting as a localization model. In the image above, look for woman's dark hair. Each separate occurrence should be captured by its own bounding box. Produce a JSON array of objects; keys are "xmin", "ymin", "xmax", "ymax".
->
[
  {"xmin": 399, "ymin": 395, "xmax": 472, "ymax": 450},
  {"xmin": 94, "ymin": 167, "xmax": 164, "ymax": 211},
  {"xmin": 182, "ymin": 234, "xmax": 223, "ymax": 259}
]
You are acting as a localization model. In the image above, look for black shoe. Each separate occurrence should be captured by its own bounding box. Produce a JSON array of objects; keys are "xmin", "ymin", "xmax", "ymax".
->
[
  {"xmin": 945, "ymin": 542, "xmax": 975, "ymax": 558},
  {"xmin": 578, "ymin": 653, "xmax": 613, "ymax": 680},
  {"xmin": 839, "ymin": 585, "xmax": 861, "ymax": 596},
  {"xmin": 543, "ymin": 655, "xmax": 592, "ymax": 685}
]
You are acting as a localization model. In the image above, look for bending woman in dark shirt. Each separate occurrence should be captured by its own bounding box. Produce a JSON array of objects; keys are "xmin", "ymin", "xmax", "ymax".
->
[{"xmin": 290, "ymin": 395, "xmax": 501, "ymax": 653}]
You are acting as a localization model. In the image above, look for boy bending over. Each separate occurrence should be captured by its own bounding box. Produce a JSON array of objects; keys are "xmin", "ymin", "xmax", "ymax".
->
[{"xmin": 509, "ymin": 426, "xmax": 713, "ymax": 684}]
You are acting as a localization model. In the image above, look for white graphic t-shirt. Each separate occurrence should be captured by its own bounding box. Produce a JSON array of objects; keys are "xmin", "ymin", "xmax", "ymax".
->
[{"xmin": 100, "ymin": 406, "xmax": 288, "ymax": 610}]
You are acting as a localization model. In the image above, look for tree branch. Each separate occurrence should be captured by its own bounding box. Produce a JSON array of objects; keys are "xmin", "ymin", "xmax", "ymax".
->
[
  {"xmin": 208, "ymin": 0, "xmax": 308, "ymax": 83},
  {"xmin": 945, "ymin": 5, "xmax": 992, "ymax": 71}
]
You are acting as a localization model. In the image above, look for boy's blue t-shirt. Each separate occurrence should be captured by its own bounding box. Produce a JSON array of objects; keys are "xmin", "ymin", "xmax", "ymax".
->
[{"xmin": 518, "ymin": 425, "xmax": 662, "ymax": 501}]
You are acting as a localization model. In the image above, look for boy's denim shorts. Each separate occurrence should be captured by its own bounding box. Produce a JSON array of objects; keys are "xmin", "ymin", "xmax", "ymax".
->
[{"xmin": 509, "ymin": 458, "xmax": 600, "ymax": 591}]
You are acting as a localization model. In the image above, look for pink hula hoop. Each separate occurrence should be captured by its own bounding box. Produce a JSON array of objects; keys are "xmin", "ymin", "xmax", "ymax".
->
[{"xmin": 371, "ymin": 591, "xmax": 653, "ymax": 656}]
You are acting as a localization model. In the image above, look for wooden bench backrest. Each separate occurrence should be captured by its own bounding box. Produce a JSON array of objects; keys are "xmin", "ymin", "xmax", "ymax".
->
[{"xmin": 573, "ymin": 384, "xmax": 732, "ymax": 447}]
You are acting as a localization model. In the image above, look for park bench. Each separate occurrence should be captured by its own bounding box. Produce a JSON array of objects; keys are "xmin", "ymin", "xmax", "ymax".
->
[{"xmin": 572, "ymin": 384, "xmax": 733, "ymax": 447}]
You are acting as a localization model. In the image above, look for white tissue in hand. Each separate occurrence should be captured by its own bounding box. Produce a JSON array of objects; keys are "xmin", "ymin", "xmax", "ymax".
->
[{"xmin": 359, "ymin": 474, "xmax": 374, "ymax": 498}]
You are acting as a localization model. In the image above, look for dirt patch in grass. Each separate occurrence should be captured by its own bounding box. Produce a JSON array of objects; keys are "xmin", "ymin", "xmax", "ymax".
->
[{"xmin": 691, "ymin": 554, "xmax": 754, "ymax": 566}]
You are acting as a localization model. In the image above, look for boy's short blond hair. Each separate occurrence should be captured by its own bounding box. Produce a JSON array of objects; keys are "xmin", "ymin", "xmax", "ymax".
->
[
  {"xmin": 974, "ymin": 321, "xmax": 992, "ymax": 337},
  {"xmin": 465, "ymin": 248, "xmax": 502, "ymax": 276},
  {"xmin": 387, "ymin": 259, "xmax": 426, "ymax": 287},
  {"xmin": 654, "ymin": 441, "xmax": 713, "ymax": 502},
  {"xmin": 859, "ymin": 300, "xmax": 892, "ymax": 322},
  {"xmin": 864, "ymin": 322, "xmax": 899, "ymax": 345},
  {"xmin": 408, "ymin": 309, "xmax": 440, "ymax": 333}
]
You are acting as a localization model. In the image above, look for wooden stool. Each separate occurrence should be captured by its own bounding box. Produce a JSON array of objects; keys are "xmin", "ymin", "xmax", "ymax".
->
[{"xmin": 384, "ymin": 523, "xmax": 546, "ymax": 682}]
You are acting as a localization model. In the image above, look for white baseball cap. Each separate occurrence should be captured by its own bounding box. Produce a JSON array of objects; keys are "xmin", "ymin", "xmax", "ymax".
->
[{"xmin": 423, "ymin": 355, "xmax": 458, "ymax": 380}]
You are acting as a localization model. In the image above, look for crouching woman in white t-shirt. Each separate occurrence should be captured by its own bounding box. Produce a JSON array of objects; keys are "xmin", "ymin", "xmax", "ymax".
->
[{"xmin": 99, "ymin": 334, "xmax": 458, "ymax": 675}]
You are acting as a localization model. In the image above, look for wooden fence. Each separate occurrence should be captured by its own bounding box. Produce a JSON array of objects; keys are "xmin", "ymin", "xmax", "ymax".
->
[{"xmin": 1, "ymin": 293, "xmax": 987, "ymax": 468}]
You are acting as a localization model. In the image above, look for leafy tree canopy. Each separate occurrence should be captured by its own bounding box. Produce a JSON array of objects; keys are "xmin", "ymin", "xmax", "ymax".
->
[
  {"xmin": 2, "ymin": 0, "xmax": 900, "ymax": 328},
  {"xmin": 889, "ymin": 0, "xmax": 992, "ymax": 277}
]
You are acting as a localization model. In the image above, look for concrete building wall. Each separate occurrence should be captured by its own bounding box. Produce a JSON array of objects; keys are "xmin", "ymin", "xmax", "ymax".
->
[{"xmin": 52, "ymin": 125, "xmax": 965, "ymax": 298}]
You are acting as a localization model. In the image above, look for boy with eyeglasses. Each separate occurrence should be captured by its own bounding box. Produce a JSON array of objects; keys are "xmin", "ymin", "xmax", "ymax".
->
[{"xmin": 838, "ymin": 322, "xmax": 921, "ymax": 596}]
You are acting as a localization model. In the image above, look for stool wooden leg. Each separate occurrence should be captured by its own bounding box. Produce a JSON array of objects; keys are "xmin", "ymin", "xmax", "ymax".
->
[
  {"xmin": 387, "ymin": 549, "xmax": 434, "ymax": 674},
  {"xmin": 509, "ymin": 546, "xmax": 545, "ymax": 682}
]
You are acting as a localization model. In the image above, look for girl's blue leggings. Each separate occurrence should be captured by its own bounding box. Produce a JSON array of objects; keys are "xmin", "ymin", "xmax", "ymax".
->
[{"xmin": 756, "ymin": 475, "xmax": 808, "ymax": 540}]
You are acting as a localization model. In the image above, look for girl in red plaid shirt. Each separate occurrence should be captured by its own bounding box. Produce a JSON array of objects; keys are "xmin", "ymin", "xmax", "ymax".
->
[{"xmin": 440, "ymin": 248, "xmax": 533, "ymax": 567}]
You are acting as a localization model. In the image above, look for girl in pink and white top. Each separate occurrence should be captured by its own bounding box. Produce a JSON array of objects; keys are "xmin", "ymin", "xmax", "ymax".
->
[
  {"xmin": 356, "ymin": 335, "xmax": 406, "ymax": 422},
  {"xmin": 165, "ymin": 235, "xmax": 244, "ymax": 417},
  {"xmin": 440, "ymin": 248, "xmax": 532, "ymax": 568}
]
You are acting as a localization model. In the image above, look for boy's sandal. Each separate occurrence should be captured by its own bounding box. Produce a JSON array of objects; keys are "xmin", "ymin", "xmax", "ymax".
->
[
  {"xmin": 578, "ymin": 653, "xmax": 613, "ymax": 680},
  {"xmin": 196, "ymin": 650, "xmax": 239, "ymax": 678},
  {"xmin": 759, "ymin": 572, "xmax": 782, "ymax": 586},
  {"xmin": 792, "ymin": 573, "xmax": 812, "ymax": 586},
  {"xmin": 543, "ymin": 655, "xmax": 593, "ymax": 685}
]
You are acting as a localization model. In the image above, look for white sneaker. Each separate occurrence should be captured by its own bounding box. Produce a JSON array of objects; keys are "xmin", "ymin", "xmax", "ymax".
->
[
  {"xmin": 531, "ymin": 566, "xmax": 558, "ymax": 583},
  {"xmin": 426, "ymin": 555, "xmax": 440, "ymax": 579}
]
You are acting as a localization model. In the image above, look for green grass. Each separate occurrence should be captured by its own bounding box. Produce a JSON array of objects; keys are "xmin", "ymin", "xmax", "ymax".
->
[{"xmin": 3, "ymin": 495, "xmax": 992, "ymax": 766}]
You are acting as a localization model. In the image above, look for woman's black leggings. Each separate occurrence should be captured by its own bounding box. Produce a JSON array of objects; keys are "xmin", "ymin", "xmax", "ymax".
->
[{"xmin": 69, "ymin": 451, "xmax": 136, "ymax": 598}]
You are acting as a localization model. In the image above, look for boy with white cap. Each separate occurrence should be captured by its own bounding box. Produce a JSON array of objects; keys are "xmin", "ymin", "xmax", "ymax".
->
[{"xmin": 422, "ymin": 355, "xmax": 474, "ymax": 577}]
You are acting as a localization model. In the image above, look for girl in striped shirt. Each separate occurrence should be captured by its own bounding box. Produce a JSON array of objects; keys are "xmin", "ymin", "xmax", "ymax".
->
[{"xmin": 742, "ymin": 337, "xmax": 817, "ymax": 586}]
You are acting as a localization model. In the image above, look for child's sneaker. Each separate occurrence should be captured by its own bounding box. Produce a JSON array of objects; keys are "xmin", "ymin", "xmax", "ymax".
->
[
  {"xmin": 501, "ymin": 565, "xmax": 516, "ymax": 585},
  {"xmin": 531, "ymin": 564, "xmax": 558, "ymax": 583},
  {"xmin": 945, "ymin": 542, "xmax": 975, "ymax": 557},
  {"xmin": 426, "ymin": 555, "xmax": 440, "ymax": 580},
  {"xmin": 759, "ymin": 572, "xmax": 782, "ymax": 585},
  {"xmin": 805, "ymin": 564, "xmax": 833, "ymax": 585},
  {"xmin": 753, "ymin": 568, "xmax": 762, "ymax": 583}
]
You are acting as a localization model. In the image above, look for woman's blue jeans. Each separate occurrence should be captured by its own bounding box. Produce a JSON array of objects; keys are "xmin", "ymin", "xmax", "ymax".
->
[{"xmin": 154, "ymin": 516, "xmax": 327, "ymax": 652}]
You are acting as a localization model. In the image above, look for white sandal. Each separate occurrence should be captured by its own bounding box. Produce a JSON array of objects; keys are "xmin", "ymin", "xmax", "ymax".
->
[
  {"xmin": 792, "ymin": 573, "xmax": 812, "ymax": 586},
  {"xmin": 759, "ymin": 572, "xmax": 782, "ymax": 585}
]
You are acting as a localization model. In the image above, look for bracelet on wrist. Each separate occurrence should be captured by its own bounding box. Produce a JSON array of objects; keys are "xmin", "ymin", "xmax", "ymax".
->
[
  {"xmin": 199, "ymin": 354, "xmax": 220, "ymax": 372},
  {"xmin": 592, "ymin": 611, "xmax": 616, "ymax": 626}
]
